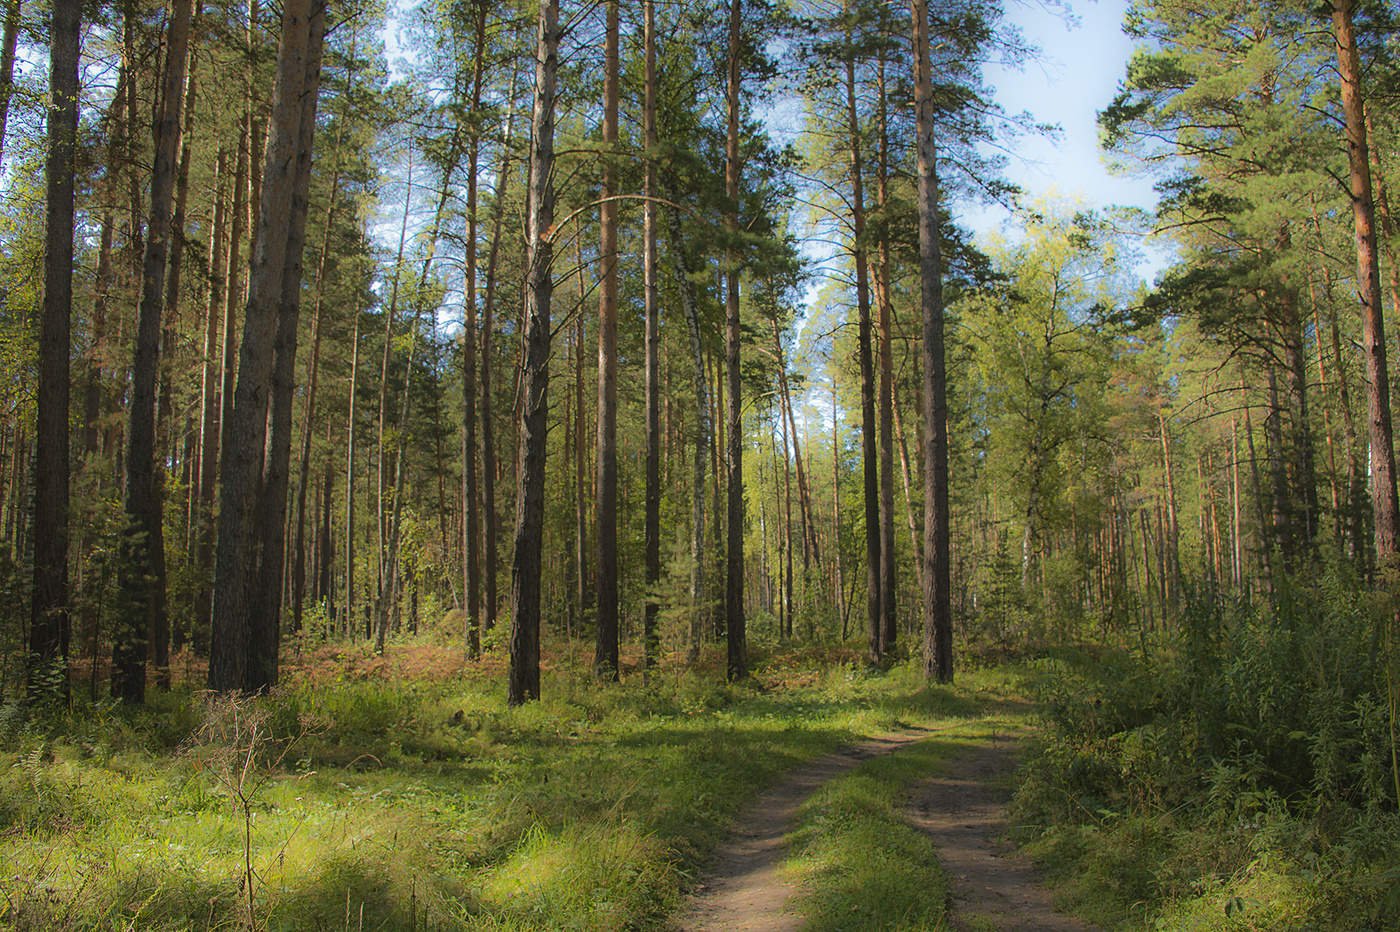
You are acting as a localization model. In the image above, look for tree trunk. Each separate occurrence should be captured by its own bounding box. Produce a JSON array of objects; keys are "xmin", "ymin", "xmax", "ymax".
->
[
  {"xmin": 723, "ymin": 0, "xmax": 747, "ymax": 682},
  {"xmin": 642, "ymin": 0, "xmax": 661, "ymax": 675},
  {"xmin": 508, "ymin": 0, "xmax": 558, "ymax": 706},
  {"xmin": 912, "ymin": 0, "xmax": 952, "ymax": 682},
  {"xmin": 842, "ymin": 8, "xmax": 881, "ymax": 663},
  {"xmin": 114, "ymin": 0, "xmax": 194, "ymax": 703},
  {"xmin": 376, "ymin": 150, "xmax": 413, "ymax": 609},
  {"xmin": 873, "ymin": 51, "xmax": 898, "ymax": 654},
  {"xmin": 1159, "ymin": 413, "xmax": 1181, "ymax": 606},
  {"xmin": 29, "ymin": 0, "xmax": 79, "ymax": 698},
  {"xmin": 594, "ymin": 0, "xmax": 621, "ymax": 680},
  {"xmin": 209, "ymin": 0, "xmax": 324, "ymax": 693},
  {"xmin": 291, "ymin": 151, "xmax": 341, "ymax": 635},
  {"xmin": 345, "ymin": 314, "xmax": 360, "ymax": 635},
  {"xmin": 574, "ymin": 246, "xmax": 589, "ymax": 636},
  {"xmin": 670, "ymin": 205, "xmax": 708, "ymax": 663},
  {"xmin": 0, "ymin": 0, "xmax": 21, "ymax": 170},
  {"xmin": 480, "ymin": 75, "xmax": 517, "ymax": 633},
  {"xmin": 462, "ymin": 3, "xmax": 487, "ymax": 659},
  {"xmin": 1332, "ymin": 0, "xmax": 1400, "ymax": 565},
  {"xmin": 250, "ymin": 0, "xmax": 325, "ymax": 674},
  {"xmin": 832, "ymin": 383, "xmax": 846, "ymax": 634}
]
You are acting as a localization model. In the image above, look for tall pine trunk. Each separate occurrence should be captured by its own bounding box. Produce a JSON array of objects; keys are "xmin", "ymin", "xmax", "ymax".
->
[
  {"xmin": 1332, "ymin": 0, "xmax": 1399, "ymax": 564},
  {"xmin": 462, "ymin": 2, "xmax": 488, "ymax": 659},
  {"xmin": 209, "ymin": 0, "xmax": 325, "ymax": 693},
  {"xmin": 594, "ymin": 0, "xmax": 621, "ymax": 680},
  {"xmin": 841, "ymin": 4, "xmax": 881, "ymax": 662},
  {"xmin": 508, "ymin": 0, "xmax": 559, "ymax": 705},
  {"xmin": 29, "ymin": 0, "xmax": 79, "ymax": 698},
  {"xmin": 912, "ymin": 0, "xmax": 952, "ymax": 682},
  {"xmin": 723, "ymin": 0, "xmax": 747, "ymax": 681},
  {"xmin": 114, "ymin": 0, "xmax": 194, "ymax": 702},
  {"xmin": 642, "ymin": 0, "xmax": 661, "ymax": 675}
]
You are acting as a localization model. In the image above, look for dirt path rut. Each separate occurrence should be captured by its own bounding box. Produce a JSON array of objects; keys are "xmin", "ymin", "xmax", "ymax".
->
[
  {"xmin": 906, "ymin": 733, "xmax": 1093, "ymax": 931},
  {"xmin": 680, "ymin": 728, "xmax": 1092, "ymax": 931},
  {"xmin": 679, "ymin": 730, "xmax": 933, "ymax": 931}
]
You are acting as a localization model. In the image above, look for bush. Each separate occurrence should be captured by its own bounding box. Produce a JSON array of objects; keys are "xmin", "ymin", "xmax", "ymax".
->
[{"xmin": 1012, "ymin": 567, "xmax": 1400, "ymax": 929}]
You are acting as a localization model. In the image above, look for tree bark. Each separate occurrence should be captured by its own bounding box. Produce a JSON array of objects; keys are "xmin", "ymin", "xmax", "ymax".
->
[
  {"xmin": 462, "ymin": 2, "xmax": 487, "ymax": 659},
  {"xmin": 593, "ymin": 0, "xmax": 621, "ymax": 680},
  {"xmin": 843, "ymin": 6, "xmax": 881, "ymax": 663},
  {"xmin": 1332, "ymin": 0, "xmax": 1400, "ymax": 564},
  {"xmin": 912, "ymin": 0, "xmax": 952, "ymax": 682},
  {"xmin": 209, "ymin": 0, "xmax": 324, "ymax": 693},
  {"xmin": 670, "ymin": 205, "xmax": 709, "ymax": 663},
  {"xmin": 642, "ymin": 0, "xmax": 661, "ymax": 676},
  {"xmin": 0, "ymin": 0, "xmax": 21, "ymax": 170},
  {"xmin": 113, "ymin": 0, "xmax": 194, "ymax": 703},
  {"xmin": 29, "ymin": 0, "xmax": 79, "ymax": 698},
  {"xmin": 724, "ymin": 0, "xmax": 747, "ymax": 682},
  {"xmin": 508, "ymin": 0, "xmax": 559, "ymax": 705}
]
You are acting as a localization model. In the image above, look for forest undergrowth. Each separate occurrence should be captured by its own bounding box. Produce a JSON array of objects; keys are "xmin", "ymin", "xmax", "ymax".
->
[
  {"xmin": 1011, "ymin": 566, "xmax": 1400, "ymax": 931},
  {"xmin": 0, "ymin": 639, "xmax": 1019, "ymax": 930}
]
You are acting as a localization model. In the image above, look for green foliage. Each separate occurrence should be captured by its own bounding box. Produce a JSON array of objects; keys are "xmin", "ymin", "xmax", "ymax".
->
[{"xmin": 1012, "ymin": 572, "xmax": 1400, "ymax": 929}]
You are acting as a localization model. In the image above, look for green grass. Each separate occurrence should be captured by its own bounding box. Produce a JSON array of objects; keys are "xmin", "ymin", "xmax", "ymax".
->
[
  {"xmin": 782, "ymin": 669, "xmax": 1030, "ymax": 931},
  {"xmin": 0, "ymin": 643, "xmax": 1020, "ymax": 930}
]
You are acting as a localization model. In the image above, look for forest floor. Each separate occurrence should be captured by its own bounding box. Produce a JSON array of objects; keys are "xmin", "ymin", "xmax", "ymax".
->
[{"xmin": 0, "ymin": 639, "xmax": 1087, "ymax": 930}]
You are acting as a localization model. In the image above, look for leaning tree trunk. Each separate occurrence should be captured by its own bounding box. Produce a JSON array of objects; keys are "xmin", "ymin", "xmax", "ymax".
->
[
  {"xmin": 113, "ymin": 0, "xmax": 194, "ymax": 703},
  {"xmin": 912, "ymin": 0, "xmax": 952, "ymax": 682},
  {"xmin": 508, "ymin": 0, "xmax": 559, "ymax": 706},
  {"xmin": 28, "ymin": 0, "xmax": 79, "ymax": 699}
]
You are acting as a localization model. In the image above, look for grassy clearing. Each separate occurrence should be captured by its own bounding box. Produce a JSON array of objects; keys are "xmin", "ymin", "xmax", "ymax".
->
[
  {"xmin": 782, "ymin": 669, "xmax": 1029, "ymax": 931},
  {"xmin": 0, "ymin": 640, "xmax": 1007, "ymax": 930}
]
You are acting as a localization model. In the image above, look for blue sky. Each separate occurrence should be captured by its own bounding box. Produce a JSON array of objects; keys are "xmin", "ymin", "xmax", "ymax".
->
[{"xmin": 963, "ymin": 0, "xmax": 1171, "ymax": 281}]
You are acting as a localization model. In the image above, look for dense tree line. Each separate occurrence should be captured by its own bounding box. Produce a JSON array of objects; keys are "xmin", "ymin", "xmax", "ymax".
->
[{"xmin": 0, "ymin": 0, "xmax": 1397, "ymax": 756}]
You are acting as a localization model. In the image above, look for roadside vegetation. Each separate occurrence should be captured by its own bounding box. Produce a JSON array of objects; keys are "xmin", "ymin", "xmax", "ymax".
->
[
  {"xmin": 1011, "ymin": 568, "xmax": 1400, "ymax": 931},
  {"xmin": 2, "ymin": 641, "xmax": 1005, "ymax": 930}
]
